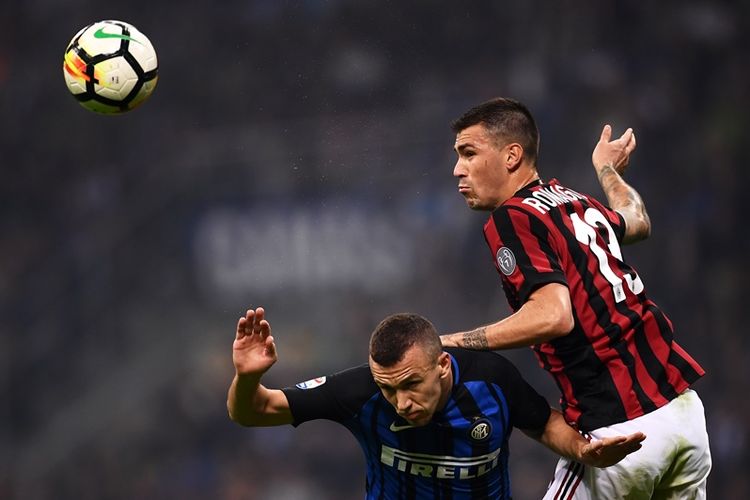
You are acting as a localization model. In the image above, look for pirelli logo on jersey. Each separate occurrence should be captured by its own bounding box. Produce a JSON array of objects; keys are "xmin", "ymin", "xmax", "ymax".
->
[
  {"xmin": 521, "ymin": 184, "xmax": 586, "ymax": 215},
  {"xmin": 380, "ymin": 445, "xmax": 501, "ymax": 479}
]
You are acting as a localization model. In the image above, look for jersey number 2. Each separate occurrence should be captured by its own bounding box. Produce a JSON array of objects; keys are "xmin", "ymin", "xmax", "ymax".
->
[{"xmin": 570, "ymin": 208, "xmax": 644, "ymax": 303}]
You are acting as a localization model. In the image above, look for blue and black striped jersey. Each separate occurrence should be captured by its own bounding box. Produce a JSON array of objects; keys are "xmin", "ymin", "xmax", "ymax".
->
[{"xmin": 282, "ymin": 347, "xmax": 550, "ymax": 500}]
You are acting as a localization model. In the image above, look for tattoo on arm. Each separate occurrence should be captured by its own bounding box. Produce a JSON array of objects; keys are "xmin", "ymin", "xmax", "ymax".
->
[
  {"xmin": 462, "ymin": 328, "xmax": 489, "ymax": 350},
  {"xmin": 597, "ymin": 164, "xmax": 649, "ymax": 227}
]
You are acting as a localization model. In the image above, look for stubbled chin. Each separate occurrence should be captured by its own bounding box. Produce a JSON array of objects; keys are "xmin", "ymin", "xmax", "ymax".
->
[
  {"xmin": 465, "ymin": 197, "xmax": 493, "ymax": 211},
  {"xmin": 465, "ymin": 198, "xmax": 482, "ymax": 210}
]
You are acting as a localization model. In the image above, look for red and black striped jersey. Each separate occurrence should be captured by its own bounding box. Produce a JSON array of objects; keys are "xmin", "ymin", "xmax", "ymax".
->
[{"xmin": 484, "ymin": 178, "xmax": 704, "ymax": 431}]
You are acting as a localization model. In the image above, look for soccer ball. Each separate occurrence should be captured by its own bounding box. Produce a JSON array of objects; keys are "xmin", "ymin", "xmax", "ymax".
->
[{"xmin": 63, "ymin": 20, "xmax": 158, "ymax": 114}]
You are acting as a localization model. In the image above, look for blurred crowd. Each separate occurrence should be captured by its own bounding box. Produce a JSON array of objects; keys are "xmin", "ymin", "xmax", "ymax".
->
[{"xmin": 2, "ymin": 1, "xmax": 748, "ymax": 498}]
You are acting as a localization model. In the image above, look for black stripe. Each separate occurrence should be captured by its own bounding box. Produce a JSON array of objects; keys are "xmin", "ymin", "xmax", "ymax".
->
[
  {"xmin": 400, "ymin": 422, "xmax": 417, "ymax": 498},
  {"xmin": 567, "ymin": 203, "xmax": 662, "ymax": 417},
  {"xmin": 487, "ymin": 383, "xmax": 511, "ymax": 498},
  {"xmin": 610, "ymin": 301, "xmax": 659, "ymax": 415},
  {"xmin": 491, "ymin": 209, "xmax": 563, "ymax": 304},
  {"xmin": 607, "ymin": 258, "xmax": 682, "ymax": 405},
  {"xmin": 559, "ymin": 461, "xmax": 584, "ymax": 499},
  {"xmin": 650, "ymin": 305, "xmax": 703, "ymax": 383},
  {"xmin": 548, "ymin": 203, "xmax": 634, "ymax": 430},
  {"xmin": 452, "ymin": 384, "xmax": 491, "ymax": 500},
  {"xmin": 526, "ymin": 209, "xmax": 566, "ymax": 276},
  {"xmin": 630, "ymin": 307, "xmax": 679, "ymax": 403},
  {"xmin": 439, "ymin": 416, "xmax": 454, "ymax": 500},
  {"xmin": 367, "ymin": 399, "xmax": 386, "ymax": 500}
]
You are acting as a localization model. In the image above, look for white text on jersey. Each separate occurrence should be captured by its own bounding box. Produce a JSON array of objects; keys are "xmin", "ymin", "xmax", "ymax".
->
[
  {"xmin": 521, "ymin": 184, "xmax": 586, "ymax": 214},
  {"xmin": 380, "ymin": 445, "xmax": 501, "ymax": 479}
]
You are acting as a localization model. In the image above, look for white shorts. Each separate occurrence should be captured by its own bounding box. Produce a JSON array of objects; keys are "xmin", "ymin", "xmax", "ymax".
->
[{"xmin": 543, "ymin": 389, "xmax": 712, "ymax": 500}]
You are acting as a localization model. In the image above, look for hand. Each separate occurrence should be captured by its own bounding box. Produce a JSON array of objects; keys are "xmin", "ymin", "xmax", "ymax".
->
[
  {"xmin": 578, "ymin": 431, "xmax": 646, "ymax": 468},
  {"xmin": 591, "ymin": 124, "xmax": 637, "ymax": 176},
  {"xmin": 440, "ymin": 334, "xmax": 459, "ymax": 348},
  {"xmin": 233, "ymin": 307, "xmax": 278, "ymax": 377}
]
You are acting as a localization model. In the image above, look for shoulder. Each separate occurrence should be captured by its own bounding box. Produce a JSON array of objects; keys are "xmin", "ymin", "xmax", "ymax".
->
[
  {"xmin": 485, "ymin": 198, "xmax": 551, "ymax": 236},
  {"xmin": 446, "ymin": 347, "xmax": 521, "ymax": 382},
  {"xmin": 283, "ymin": 363, "xmax": 380, "ymax": 425},
  {"xmin": 286, "ymin": 363, "xmax": 378, "ymax": 404},
  {"xmin": 321, "ymin": 363, "xmax": 378, "ymax": 396}
]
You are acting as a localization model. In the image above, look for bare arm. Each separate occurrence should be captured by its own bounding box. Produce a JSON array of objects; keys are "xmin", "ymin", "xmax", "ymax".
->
[
  {"xmin": 591, "ymin": 125, "xmax": 650, "ymax": 244},
  {"xmin": 227, "ymin": 307, "xmax": 294, "ymax": 427},
  {"xmin": 524, "ymin": 409, "xmax": 646, "ymax": 468},
  {"xmin": 441, "ymin": 283, "xmax": 574, "ymax": 349}
]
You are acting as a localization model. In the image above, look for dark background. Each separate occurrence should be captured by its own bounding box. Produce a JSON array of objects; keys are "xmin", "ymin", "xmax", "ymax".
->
[{"xmin": 3, "ymin": 1, "xmax": 748, "ymax": 498}]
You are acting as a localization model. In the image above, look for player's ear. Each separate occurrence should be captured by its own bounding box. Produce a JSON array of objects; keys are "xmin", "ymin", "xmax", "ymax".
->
[
  {"xmin": 505, "ymin": 143, "xmax": 524, "ymax": 171},
  {"xmin": 438, "ymin": 352, "xmax": 451, "ymax": 379}
]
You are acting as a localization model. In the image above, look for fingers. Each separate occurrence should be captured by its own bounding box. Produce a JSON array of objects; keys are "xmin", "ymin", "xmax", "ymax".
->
[
  {"xmin": 628, "ymin": 131, "xmax": 637, "ymax": 153},
  {"xmin": 618, "ymin": 127, "xmax": 633, "ymax": 143},
  {"xmin": 236, "ymin": 316, "xmax": 247, "ymax": 340},
  {"xmin": 265, "ymin": 335, "xmax": 277, "ymax": 358},
  {"xmin": 626, "ymin": 431, "xmax": 646, "ymax": 444},
  {"xmin": 253, "ymin": 308, "xmax": 271, "ymax": 339},
  {"xmin": 601, "ymin": 125, "xmax": 636, "ymax": 148},
  {"xmin": 238, "ymin": 307, "xmax": 272, "ymax": 339}
]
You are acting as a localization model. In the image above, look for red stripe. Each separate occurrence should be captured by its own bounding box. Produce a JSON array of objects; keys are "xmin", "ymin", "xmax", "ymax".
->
[
  {"xmin": 553, "ymin": 461, "xmax": 576, "ymax": 500},
  {"xmin": 533, "ymin": 344, "xmax": 581, "ymax": 424},
  {"xmin": 564, "ymin": 466, "xmax": 584, "ymax": 500},
  {"xmin": 506, "ymin": 209, "xmax": 556, "ymax": 274},
  {"xmin": 671, "ymin": 341, "xmax": 706, "ymax": 379},
  {"xmin": 560, "ymin": 203, "xmax": 645, "ymax": 420}
]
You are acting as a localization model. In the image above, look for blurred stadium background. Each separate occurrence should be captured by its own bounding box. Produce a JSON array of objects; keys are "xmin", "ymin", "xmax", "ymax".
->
[{"xmin": 3, "ymin": 1, "xmax": 748, "ymax": 498}]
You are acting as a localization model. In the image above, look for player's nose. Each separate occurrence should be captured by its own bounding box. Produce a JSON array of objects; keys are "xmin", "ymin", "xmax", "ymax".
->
[
  {"xmin": 453, "ymin": 159, "xmax": 467, "ymax": 177},
  {"xmin": 395, "ymin": 391, "xmax": 412, "ymax": 412}
]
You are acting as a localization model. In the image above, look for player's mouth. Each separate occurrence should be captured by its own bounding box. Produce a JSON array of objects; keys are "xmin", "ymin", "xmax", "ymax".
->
[
  {"xmin": 458, "ymin": 185, "xmax": 471, "ymax": 194},
  {"xmin": 402, "ymin": 411, "xmax": 425, "ymax": 423}
]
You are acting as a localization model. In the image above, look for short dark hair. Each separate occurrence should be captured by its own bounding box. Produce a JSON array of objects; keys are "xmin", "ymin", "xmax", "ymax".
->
[
  {"xmin": 369, "ymin": 313, "xmax": 442, "ymax": 367},
  {"xmin": 451, "ymin": 97, "xmax": 540, "ymax": 165}
]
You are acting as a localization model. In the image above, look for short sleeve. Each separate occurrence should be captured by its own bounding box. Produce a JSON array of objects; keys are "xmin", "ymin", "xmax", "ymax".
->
[
  {"xmin": 484, "ymin": 206, "xmax": 568, "ymax": 306},
  {"xmin": 588, "ymin": 197, "xmax": 627, "ymax": 244},
  {"xmin": 281, "ymin": 364, "xmax": 376, "ymax": 426},
  {"xmin": 487, "ymin": 353, "xmax": 551, "ymax": 432}
]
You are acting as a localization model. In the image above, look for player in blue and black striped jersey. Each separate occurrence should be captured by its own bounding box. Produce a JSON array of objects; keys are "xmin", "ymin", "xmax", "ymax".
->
[{"xmin": 227, "ymin": 307, "xmax": 645, "ymax": 499}]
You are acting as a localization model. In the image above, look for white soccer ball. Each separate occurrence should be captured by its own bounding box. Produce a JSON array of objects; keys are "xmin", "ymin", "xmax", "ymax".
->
[{"xmin": 63, "ymin": 20, "xmax": 158, "ymax": 114}]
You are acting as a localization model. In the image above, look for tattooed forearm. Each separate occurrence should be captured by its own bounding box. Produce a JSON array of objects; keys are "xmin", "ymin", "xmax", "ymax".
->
[
  {"xmin": 598, "ymin": 165, "xmax": 642, "ymax": 212},
  {"xmin": 597, "ymin": 164, "xmax": 650, "ymax": 243},
  {"xmin": 462, "ymin": 328, "xmax": 489, "ymax": 350}
]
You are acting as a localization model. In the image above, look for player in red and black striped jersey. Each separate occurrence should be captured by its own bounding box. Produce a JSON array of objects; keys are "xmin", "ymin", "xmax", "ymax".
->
[{"xmin": 441, "ymin": 97, "xmax": 711, "ymax": 499}]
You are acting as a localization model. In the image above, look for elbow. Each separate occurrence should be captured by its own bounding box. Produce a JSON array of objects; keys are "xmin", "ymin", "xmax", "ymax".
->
[
  {"xmin": 534, "ymin": 306, "xmax": 573, "ymax": 342},
  {"xmin": 527, "ymin": 284, "xmax": 574, "ymax": 341},
  {"xmin": 621, "ymin": 211, "xmax": 651, "ymax": 245},
  {"xmin": 548, "ymin": 311, "xmax": 574, "ymax": 338},
  {"xmin": 227, "ymin": 404, "xmax": 242, "ymax": 425},
  {"xmin": 637, "ymin": 215, "xmax": 652, "ymax": 240},
  {"xmin": 628, "ymin": 216, "xmax": 651, "ymax": 243},
  {"xmin": 546, "ymin": 292, "xmax": 574, "ymax": 338}
]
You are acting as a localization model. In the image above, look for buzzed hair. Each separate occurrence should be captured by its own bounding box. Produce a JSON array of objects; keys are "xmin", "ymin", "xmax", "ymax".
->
[
  {"xmin": 369, "ymin": 313, "xmax": 442, "ymax": 367},
  {"xmin": 451, "ymin": 97, "xmax": 540, "ymax": 165}
]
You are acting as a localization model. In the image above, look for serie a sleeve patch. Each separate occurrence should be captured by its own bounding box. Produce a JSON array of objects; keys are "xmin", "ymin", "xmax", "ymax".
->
[{"xmin": 295, "ymin": 376, "xmax": 327, "ymax": 390}]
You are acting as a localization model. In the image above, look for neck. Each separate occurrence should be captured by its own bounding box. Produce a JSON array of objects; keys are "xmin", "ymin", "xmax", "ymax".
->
[
  {"xmin": 514, "ymin": 167, "xmax": 540, "ymax": 191},
  {"xmin": 495, "ymin": 167, "xmax": 540, "ymax": 209}
]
